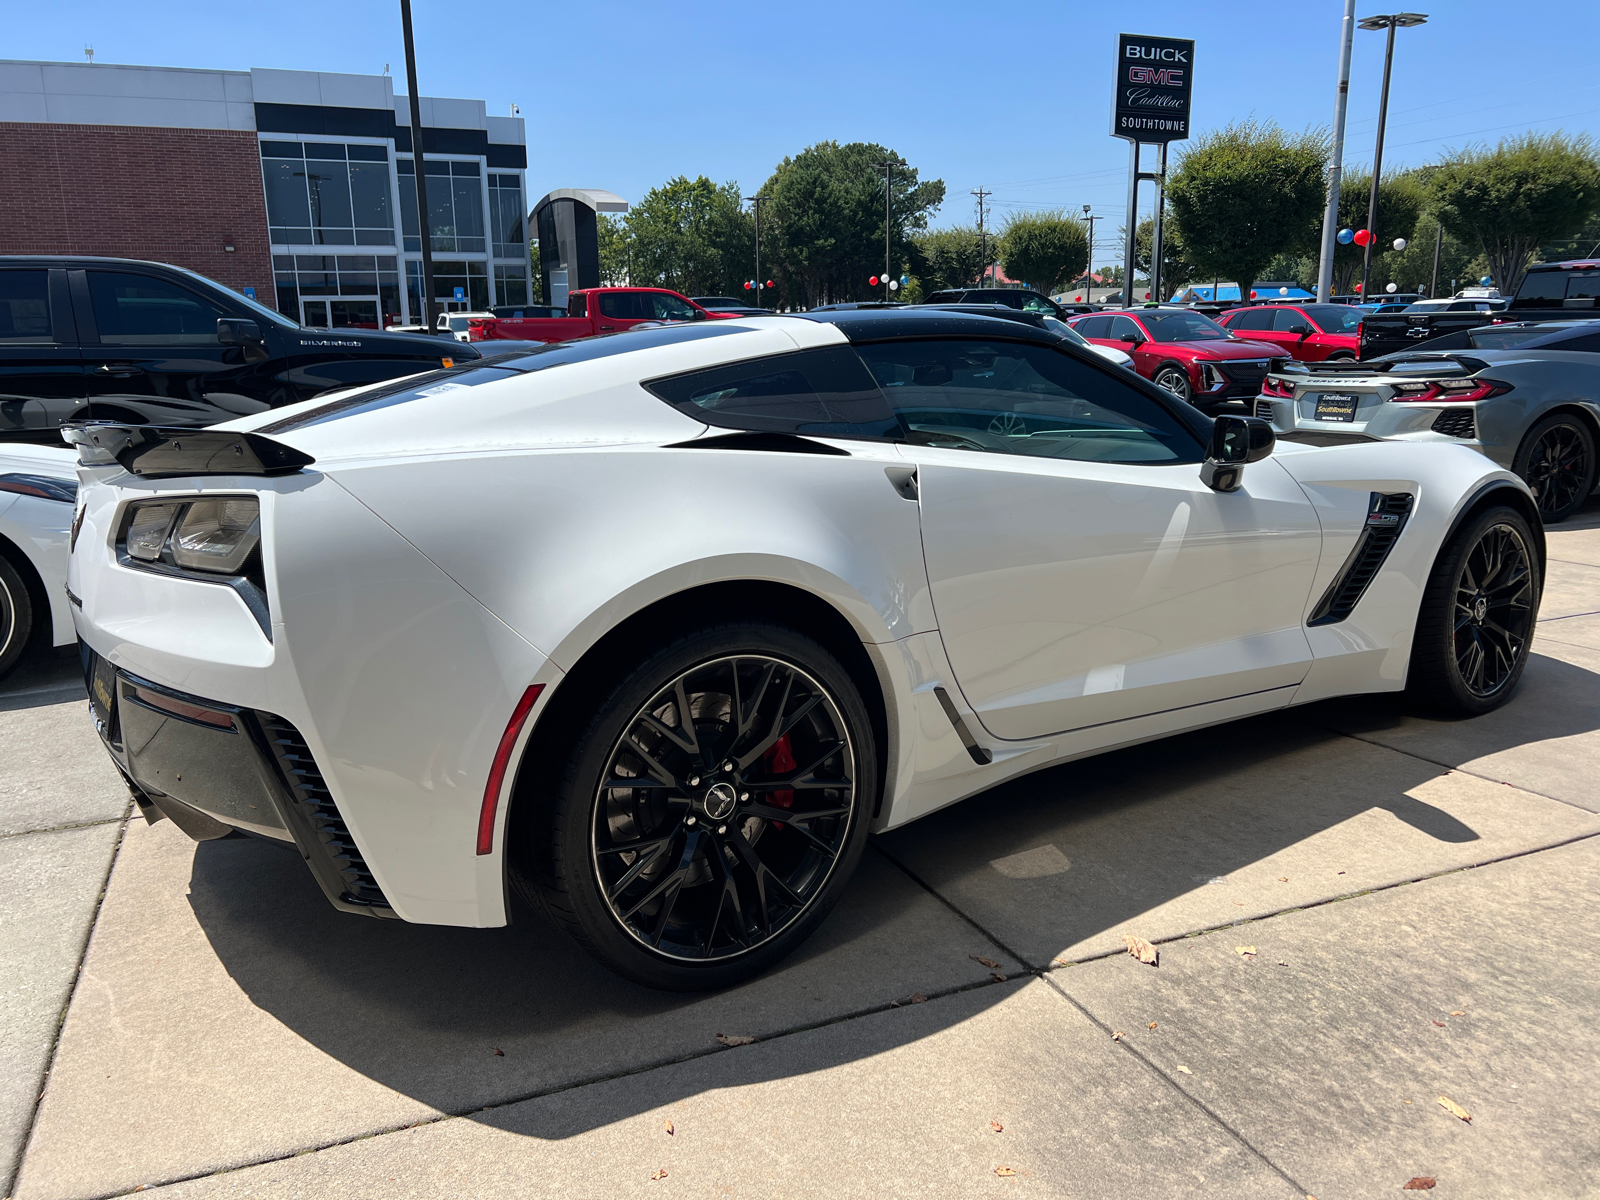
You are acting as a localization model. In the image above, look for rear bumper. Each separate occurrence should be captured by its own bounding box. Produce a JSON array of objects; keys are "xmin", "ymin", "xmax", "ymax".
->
[{"xmin": 83, "ymin": 643, "xmax": 396, "ymax": 917}]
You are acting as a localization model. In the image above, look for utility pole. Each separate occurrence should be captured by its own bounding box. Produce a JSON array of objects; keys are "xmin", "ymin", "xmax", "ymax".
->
[
  {"xmin": 1316, "ymin": 0, "xmax": 1357, "ymax": 302},
  {"xmin": 400, "ymin": 0, "xmax": 437, "ymax": 331},
  {"xmin": 874, "ymin": 159, "xmax": 899, "ymax": 303},
  {"xmin": 1429, "ymin": 221, "xmax": 1443, "ymax": 298},
  {"xmin": 972, "ymin": 187, "xmax": 991, "ymax": 287},
  {"xmin": 1359, "ymin": 13, "xmax": 1428, "ymax": 300},
  {"xmin": 1082, "ymin": 205, "xmax": 1097, "ymax": 301},
  {"xmin": 744, "ymin": 194, "xmax": 767, "ymax": 307}
]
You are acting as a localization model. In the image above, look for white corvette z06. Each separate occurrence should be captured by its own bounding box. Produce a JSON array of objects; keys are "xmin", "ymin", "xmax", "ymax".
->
[{"xmin": 66, "ymin": 311, "xmax": 1544, "ymax": 989}]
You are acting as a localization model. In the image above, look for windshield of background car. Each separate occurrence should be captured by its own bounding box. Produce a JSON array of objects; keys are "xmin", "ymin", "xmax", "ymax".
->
[
  {"xmin": 1041, "ymin": 317, "xmax": 1091, "ymax": 347},
  {"xmin": 1140, "ymin": 311, "xmax": 1230, "ymax": 342},
  {"xmin": 855, "ymin": 339, "xmax": 1199, "ymax": 464},
  {"xmin": 1301, "ymin": 304, "xmax": 1362, "ymax": 333},
  {"xmin": 1471, "ymin": 323, "xmax": 1600, "ymax": 352}
]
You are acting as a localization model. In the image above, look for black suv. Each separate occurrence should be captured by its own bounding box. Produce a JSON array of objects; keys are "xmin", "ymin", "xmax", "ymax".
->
[
  {"xmin": 923, "ymin": 287, "xmax": 1067, "ymax": 317},
  {"xmin": 0, "ymin": 257, "xmax": 477, "ymax": 442}
]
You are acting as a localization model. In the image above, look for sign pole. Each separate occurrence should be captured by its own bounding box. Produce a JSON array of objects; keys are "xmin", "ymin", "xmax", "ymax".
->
[
  {"xmin": 1151, "ymin": 142, "xmax": 1168, "ymax": 302},
  {"xmin": 1123, "ymin": 141, "xmax": 1140, "ymax": 305},
  {"xmin": 1112, "ymin": 33, "xmax": 1193, "ymax": 307}
]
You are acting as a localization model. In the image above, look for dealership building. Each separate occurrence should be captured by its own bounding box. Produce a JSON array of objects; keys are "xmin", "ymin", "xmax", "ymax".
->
[{"xmin": 0, "ymin": 59, "xmax": 530, "ymax": 328}]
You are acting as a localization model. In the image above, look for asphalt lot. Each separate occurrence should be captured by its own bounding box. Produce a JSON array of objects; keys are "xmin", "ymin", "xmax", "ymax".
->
[{"xmin": 3, "ymin": 500, "xmax": 1598, "ymax": 1200}]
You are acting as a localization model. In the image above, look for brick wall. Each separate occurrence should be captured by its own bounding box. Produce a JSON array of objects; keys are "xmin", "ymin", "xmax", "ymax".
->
[{"xmin": 0, "ymin": 123, "xmax": 275, "ymax": 308}]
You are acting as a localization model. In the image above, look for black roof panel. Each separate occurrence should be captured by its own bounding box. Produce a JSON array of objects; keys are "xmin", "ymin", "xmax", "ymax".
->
[{"xmin": 797, "ymin": 308, "xmax": 1059, "ymax": 344}]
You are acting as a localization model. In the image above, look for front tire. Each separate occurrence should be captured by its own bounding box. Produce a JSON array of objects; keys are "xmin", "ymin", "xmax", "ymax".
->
[
  {"xmin": 0, "ymin": 555, "xmax": 35, "ymax": 681},
  {"xmin": 1153, "ymin": 365, "xmax": 1192, "ymax": 403},
  {"xmin": 1514, "ymin": 413, "xmax": 1596, "ymax": 523},
  {"xmin": 522, "ymin": 623, "xmax": 876, "ymax": 990},
  {"xmin": 1404, "ymin": 505, "xmax": 1540, "ymax": 716}
]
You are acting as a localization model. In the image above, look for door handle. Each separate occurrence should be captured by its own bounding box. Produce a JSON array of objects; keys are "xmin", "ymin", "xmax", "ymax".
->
[
  {"xmin": 599, "ymin": 324, "xmax": 615, "ymax": 330},
  {"xmin": 94, "ymin": 364, "xmax": 144, "ymax": 377}
]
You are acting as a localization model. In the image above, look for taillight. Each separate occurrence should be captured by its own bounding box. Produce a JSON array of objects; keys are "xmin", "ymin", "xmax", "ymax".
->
[
  {"xmin": 1261, "ymin": 377, "xmax": 1294, "ymax": 398},
  {"xmin": 1390, "ymin": 379, "xmax": 1511, "ymax": 402}
]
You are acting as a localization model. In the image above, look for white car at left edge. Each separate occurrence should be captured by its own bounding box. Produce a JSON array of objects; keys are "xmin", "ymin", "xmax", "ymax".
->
[{"xmin": 0, "ymin": 442, "xmax": 77, "ymax": 679}]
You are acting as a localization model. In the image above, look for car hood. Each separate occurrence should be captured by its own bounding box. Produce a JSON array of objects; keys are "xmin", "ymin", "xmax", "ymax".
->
[{"xmin": 1156, "ymin": 338, "xmax": 1278, "ymax": 359}]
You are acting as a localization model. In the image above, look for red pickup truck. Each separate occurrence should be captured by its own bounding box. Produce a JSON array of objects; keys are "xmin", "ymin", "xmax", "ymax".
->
[{"xmin": 479, "ymin": 287, "xmax": 732, "ymax": 343}]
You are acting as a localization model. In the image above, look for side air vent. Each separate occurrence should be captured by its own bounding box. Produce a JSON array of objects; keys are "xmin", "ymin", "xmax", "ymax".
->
[
  {"xmin": 1431, "ymin": 409, "xmax": 1476, "ymax": 438},
  {"xmin": 1307, "ymin": 492, "xmax": 1415, "ymax": 627},
  {"xmin": 1254, "ymin": 399, "xmax": 1276, "ymax": 420},
  {"xmin": 254, "ymin": 712, "xmax": 395, "ymax": 916}
]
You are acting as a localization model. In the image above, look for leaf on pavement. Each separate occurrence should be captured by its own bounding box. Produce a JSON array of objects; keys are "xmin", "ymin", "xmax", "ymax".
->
[
  {"xmin": 1450, "ymin": 1010, "xmax": 1465, "ymax": 1016},
  {"xmin": 1438, "ymin": 1095, "xmax": 1471, "ymax": 1122},
  {"xmin": 1148, "ymin": 1021, "xmax": 1158, "ymax": 1030},
  {"xmin": 991, "ymin": 973, "xmax": 1007, "ymax": 983},
  {"xmin": 1176, "ymin": 1065, "xmax": 1192, "ymax": 1075},
  {"xmin": 492, "ymin": 1047, "xmax": 505, "ymax": 1056},
  {"xmin": 1432, "ymin": 1020, "xmax": 1446, "ymax": 1027},
  {"xmin": 1235, "ymin": 945, "xmax": 1257, "ymax": 957},
  {"xmin": 1278, "ymin": 877, "xmax": 1289, "ymax": 882},
  {"xmin": 715, "ymin": 1033, "xmax": 755, "ymax": 1047},
  {"xmin": 990, "ymin": 1120, "xmax": 1004, "ymax": 1133},
  {"xmin": 1402, "ymin": 1177, "xmax": 1437, "ymax": 1190},
  {"xmin": 665, "ymin": 1119, "xmax": 674, "ymax": 1136},
  {"xmin": 971, "ymin": 955, "xmax": 1002, "ymax": 969},
  {"xmin": 650, "ymin": 1167, "xmax": 669, "ymax": 1181},
  {"xmin": 995, "ymin": 1166, "xmax": 1016, "ymax": 1177},
  {"xmin": 911, "ymin": 993, "xmax": 927, "ymax": 1004},
  {"xmin": 1123, "ymin": 934, "xmax": 1159, "ymax": 965},
  {"xmin": 1112, "ymin": 1030, "xmax": 1127, "ymax": 1041}
]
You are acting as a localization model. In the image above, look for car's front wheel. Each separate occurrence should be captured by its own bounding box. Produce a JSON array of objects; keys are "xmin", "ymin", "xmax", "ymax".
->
[
  {"xmin": 1514, "ymin": 413, "xmax": 1596, "ymax": 523},
  {"xmin": 523, "ymin": 623, "xmax": 875, "ymax": 990},
  {"xmin": 1404, "ymin": 504, "xmax": 1540, "ymax": 715},
  {"xmin": 1153, "ymin": 365, "xmax": 1192, "ymax": 402}
]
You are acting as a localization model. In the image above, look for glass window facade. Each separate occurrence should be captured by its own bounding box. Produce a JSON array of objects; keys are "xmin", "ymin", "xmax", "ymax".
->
[
  {"xmin": 407, "ymin": 259, "xmax": 488, "ymax": 312},
  {"xmin": 488, "ymin": 173, "xmax": 525, "ymax": 259},
  {"xmin": 494, "ymin": 264, "xmax": 529, "ymax": 305},
  {"xmin": 274, "ymin": 255, "xmax": 402, "ymax": 327},
  {"xmin": 398, "ymin": 158, "xmax": 485, "ymax": 253},
  {"xmin": 260, "ymin": 141, "xmax": 394, "ymax": 247}
]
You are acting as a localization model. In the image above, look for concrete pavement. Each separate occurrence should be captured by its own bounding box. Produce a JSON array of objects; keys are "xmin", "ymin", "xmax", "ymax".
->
[{"xmin": 3, "ymin": 503, "xmax": 1598, "ymax": 1199}]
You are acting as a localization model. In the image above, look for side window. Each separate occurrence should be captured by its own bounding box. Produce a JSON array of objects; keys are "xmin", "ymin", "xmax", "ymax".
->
[
  {"xmin": 1231, "ymin": 308, "xmax": 1271, "ymax": 331},
  {"xmin": 568, "ymin": 293, "xmax": 588, "ymax": 318},
  {"xmin": 855, "ymin": 339, "xmax": 1201, "ymax": 465},
  {"xmin": 1074, "ymin": 315, "xmax": 1110, "ymax": 338},
  {"xmin": 1020, "ymin": 294, "xmax": 1055, "ymax": 314},
  {"xmin": 0, "ymin": 271, "xmax": 53, "ymax": 343},
  {"xmin": 1567, "ymin": 273, "xmax": 1600, "ymax": 300},
  {"xmin": 644, "ymin": 346, "xmax": 901, "ymax": 439},
  {"xmin": 1107, "ymin": 315, "xmax": 1144, "ymax": 341},
  {"xmin": 87, "ymin": 272, "xmax": 227, "ymax": 344},
  {"xmin": 651, "ymin": 293, "xmax": 697, "ymax": 321},
  {"xmin": 1273, "ymin": 308, "xmax": 1310, "ymax": 332}
]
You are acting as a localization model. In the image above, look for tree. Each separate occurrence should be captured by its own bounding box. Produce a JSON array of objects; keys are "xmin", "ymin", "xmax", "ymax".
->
[
  {"xmin": 621, "ymin": 176, "xmax": 752, "ymax": 296},
  {"xmin": 997, "ymin": 210, "xmax": 1088, "ymax": 296},
  {"xmin": 1329, "ymin": 170, "xmax": 1426, "ymax": 295},
  {"xmin": 1135, "ymin": 217, "xmax": 1195, "ymax": 295},
  {"xmin": 760, "ymin": 142, "xmax": 944, "ymax": 307},
  {"xmin": 597, "ymin": 213, "xmax": 631, "ymax": 286},
  {"xmin": 910, "ymin": 226, "xmax": 989, "ymax": 292},
  {"xmin": 1429, "ymin": 133, "xmax": 1600, "ymax": 294},
  {"xmin": 1166, "ymin": 121, "xmax": 1328, "ymax": 304}
]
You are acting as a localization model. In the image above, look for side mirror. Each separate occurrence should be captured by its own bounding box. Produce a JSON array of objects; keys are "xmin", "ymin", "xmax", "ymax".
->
[
  {"xmin": 1121, "ymin": 333, "xmax": 1143, "ymax": 345},
  {"xmin": 1291, "ymin": 324, "xmax": 1313, "ymax": 338},
  {"xmin": 217, "ymin": 317, "xmax": 262, "ymax": 346},
  {"xmin": 690, "ymin": 308, "xmax": 707, "ymax": 321},
  {"xmin": 1200, "ymin": 416, "xmax": 1275, "ymax": 493}
]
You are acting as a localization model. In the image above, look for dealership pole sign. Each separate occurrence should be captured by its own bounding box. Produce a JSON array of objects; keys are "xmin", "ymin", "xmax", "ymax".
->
[
  {"xmin": 1113, "ymin": 34, "xmax": 1194, "ymax": 143},
  {"xmin": 1114, "ymin": 33, "xmax": 1193, "ymax": 305}
]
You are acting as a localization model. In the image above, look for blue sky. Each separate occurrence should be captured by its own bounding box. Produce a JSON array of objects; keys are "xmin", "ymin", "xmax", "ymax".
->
[{"xmin": 12, "ymin": 1, "xmax": 1600, "ymax": 267}]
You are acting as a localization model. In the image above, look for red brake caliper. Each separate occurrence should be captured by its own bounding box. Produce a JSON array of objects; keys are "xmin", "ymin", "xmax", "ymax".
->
[{"xmin": 762, "ymin": 733, "xmax": 797, "ymax": 827}]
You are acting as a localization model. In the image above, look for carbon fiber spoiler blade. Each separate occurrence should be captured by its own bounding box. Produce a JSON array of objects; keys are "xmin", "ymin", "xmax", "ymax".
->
[{"xmin": 59, "ymin": 423, "xmax": 315, "ymax": 479}]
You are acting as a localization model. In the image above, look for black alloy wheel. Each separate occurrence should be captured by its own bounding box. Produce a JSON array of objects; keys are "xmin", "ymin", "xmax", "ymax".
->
[
  {"xmin": 1154, "ymin": 366, "xmax": 1192, "ymax": 402},
  {"xmin": 523, "ymin": 624, "xmax": 874, "ymax": 990},
  {"xmin": 1515, "ymin": 414, "xmax": 1596, "ymax": 523},
  {"xmin": 1406, "ymin": 505, "xmax": 1540, "ymax": 715},
  {"xmin": 0, "ymin": 555, "xmax": 34, "ymax": 681}
]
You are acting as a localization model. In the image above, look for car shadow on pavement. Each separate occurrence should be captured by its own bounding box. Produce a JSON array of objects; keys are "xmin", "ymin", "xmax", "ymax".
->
[
  {"xmin": 0, "ymin": 650, "xmax": 83, "ymax": 714},
  {"xmin": 179, "ymin": 653, "xmax": 1600, "ymax": 1139}
]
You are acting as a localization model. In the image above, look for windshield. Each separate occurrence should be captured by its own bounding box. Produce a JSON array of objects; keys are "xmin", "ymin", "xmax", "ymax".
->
[
  {"xmin": 1402, "ymin": 300, "xmax": 1451, "ymax": 312},
  {"xmin": 1140, "ymin": 311, "xmax": 1230, "ymax": 342},
  {"xmin": 1301, "ymin": 304, "xmax": 1362, "ymax": 333},
  {"xmin": 1042, "ymin": 317, "xmax": 1091, "ymax": 348}
]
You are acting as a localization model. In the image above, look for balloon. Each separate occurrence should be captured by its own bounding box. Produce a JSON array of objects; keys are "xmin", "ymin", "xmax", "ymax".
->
[
  {"xmin": 743, "ymin": 281, "xmax": 752, "ymax": 290},
  {"xmin": 1250, "ymin": 290, "xmax": 1258, "ymax": 299},
  {"xmin": 1386, "ymin": 282, "xmax": 1397, "ymax": 293},
  {"xmin": 1480, "ymin": 275, "xmax": 1493, "ymax": 286},
  {"xmin": 1279, "ymin": 287, "xmax": 1289, "ymax": 295},
  {"xmin": 766, "ymin": 280, "xmax": 774, "ymax": 288},
  {"xmin": 869, "ymin": 276, "xmax": 879, "ymax": 286},
  {"xmin": 1144, "ymin": 292, "xmax": 1151, "ymax": 300},
  {"xmin": 1355, "ymin": 282, "xmax": 1364, "ymax": 293},
  {"xmin": 1353, "ymin": 229, "xmax": 1372, "ymax": 246},
  {"xmin": 1393, "ymin": 237, "xmax": 1408, "ymax": 251},
  {"xmin": 889, "ymin": 280, "xmax": 899, "ymax": 291},
  {"xmin": 1337, "ymin": 228, "xmax": 1355, "ymax": 244},
  {"xmin": 900, "ymin": 275, "xmax": 909, "ymax": 285}
]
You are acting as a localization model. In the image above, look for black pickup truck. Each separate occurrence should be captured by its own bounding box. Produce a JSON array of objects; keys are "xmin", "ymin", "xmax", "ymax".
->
[{"xmin": 1359, "ymin": 259, "xmax": 1600, "ymax": 358}]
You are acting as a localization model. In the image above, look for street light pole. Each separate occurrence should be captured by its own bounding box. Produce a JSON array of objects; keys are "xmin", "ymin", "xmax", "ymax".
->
[
  {"xmin": 1358, "ymin": 13, "xmax": 1428, "ymax": 300},
  {"xmin": 1315, "ymin": 0, "xmax": 1357, "ymax": 302},
  {"xmin": 1082, "ymin": 205, "xmax": 1096, "ymax": 301},
  {"xmin": 399, "ymin": 0, "xmax": 436, "ymax": 331},
  {"xmin": 744, "ymin": 194, "xmax": 767, "ymax": 307},
  {"xmin": 874, "ymin": 159, "xmax": 900, "ymax": 302}
]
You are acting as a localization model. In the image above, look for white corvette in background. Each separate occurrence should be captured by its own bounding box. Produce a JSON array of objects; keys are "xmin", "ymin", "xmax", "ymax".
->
[
  {"xmin": 0, "ymin": 442, "xmax": 77, "ymax": 679},
  {"xmin": 66, "ymin": 311, "xmax": 1543, "ymax": 989}
]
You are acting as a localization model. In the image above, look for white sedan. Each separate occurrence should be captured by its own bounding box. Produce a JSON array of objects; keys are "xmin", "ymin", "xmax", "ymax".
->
[
  {"xmin": 66, "ymin": 311, "xmax": 1542, "ymax": 989},
  {"xmin": 0, "ymin": 442, "xmax": 77, "ymax": 679}
]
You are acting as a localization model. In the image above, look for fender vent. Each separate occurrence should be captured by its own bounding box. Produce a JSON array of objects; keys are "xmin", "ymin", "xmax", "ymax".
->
[
  {"xmin": 254, "ymin": 712, "xmax": 393, "ymax": 914},
  {"xmin": 1254, "ymin": 399, "xmax": 1276, "ymax": 420},
  {"xmin": 1431, "ymin": 409, "xmax": 1476, "ymax": 438},
  {"xmin": 1308, "ymin": 492, "xmax": 1415, "ymax": 627}
]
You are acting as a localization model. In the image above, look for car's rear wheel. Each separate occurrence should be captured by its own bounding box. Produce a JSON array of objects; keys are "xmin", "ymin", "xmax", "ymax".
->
[
  {"xmin": 1404, "ymin": 505, "xmax": 1539, "ymax": 716},
  {"xmin": 524, "ymin": 623, "xmax": 875, "ymax": 990},
  {"xmin": 0, "ymin": 555, "xmax": 35, "ymax": 681},
  {"xmin": 1153, "ymin": 365, "xmax": 1192, "ymax": 402},
  {"xmin": 1514, "ymin": 414, "xmax": 1596, "ymax": 523}
]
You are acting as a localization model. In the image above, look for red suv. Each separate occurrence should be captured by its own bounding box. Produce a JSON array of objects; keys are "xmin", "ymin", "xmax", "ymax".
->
[
  {"xmin": 1067, "ymin": 309, "xmax": 1280, "ymax": 407},
  {"xmin": 1213, "ymin": 303, "xmax": 1362, "ymax": 362}
]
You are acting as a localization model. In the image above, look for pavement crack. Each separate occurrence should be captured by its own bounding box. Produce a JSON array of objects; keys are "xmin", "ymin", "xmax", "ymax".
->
[
  {"xmin": 0, "ymin": 814, "xmax": 127, "ymax": 841},
  {"xmin": 1039, "ymin": 971, "xmax": 1310, "ymax": 1197},
  {"xmin": 6, "ymin": 802, "xmax": 131, "ymax": 1199}
]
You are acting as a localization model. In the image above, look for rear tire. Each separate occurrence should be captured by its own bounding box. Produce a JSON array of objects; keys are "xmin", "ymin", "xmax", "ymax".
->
[
  {"xmin": 1513, "ymin": 413, "xmax": 1596, "ymax": 523},
  {"xmin": 1404, "ymin": 505, "xmax": 1539, "ymax": 716},
  {"xmin": 0, "ymin": 555, "xmax": 34, "ymax": 681},
  {"xmin": 518, "ymin": 622, "xmax": 876, "ymax": 990}
]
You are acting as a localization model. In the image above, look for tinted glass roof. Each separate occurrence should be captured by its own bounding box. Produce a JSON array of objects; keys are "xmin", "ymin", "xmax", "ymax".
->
[{"xmin": 798, "ymin": 308, "xmax": 1059, "ymax": 345}]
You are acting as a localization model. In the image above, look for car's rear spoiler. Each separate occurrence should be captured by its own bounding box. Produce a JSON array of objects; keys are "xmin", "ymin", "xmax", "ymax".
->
[{"xmin": 59, "ymin": 423, "xmax": 315, "ymax": 479}]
